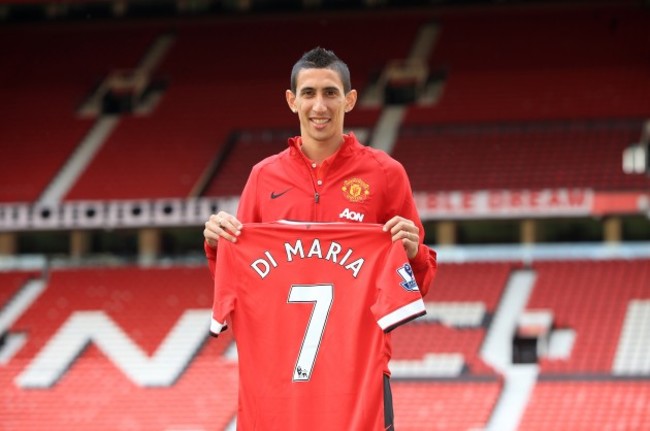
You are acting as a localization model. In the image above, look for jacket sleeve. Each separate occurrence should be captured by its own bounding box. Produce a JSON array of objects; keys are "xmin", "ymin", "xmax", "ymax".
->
[
  {"xmin": 386, "ymin": 159, "xmax": 437, "ymax": 297},
  {"xmin": 204, "ymin": 164, "xmax": 261, "ymax": 279}
]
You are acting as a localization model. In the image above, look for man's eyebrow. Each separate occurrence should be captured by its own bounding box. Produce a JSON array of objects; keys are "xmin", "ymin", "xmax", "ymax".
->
[{"xmin": 299, "ymin": 85, "xmax": 341, "ymax": 94}]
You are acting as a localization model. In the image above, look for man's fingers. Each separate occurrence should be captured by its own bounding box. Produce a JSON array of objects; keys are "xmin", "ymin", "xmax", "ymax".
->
[
  {"xmin": 382, "ymin": 216, "xmax": 420, "ymax": 259},
  {"xmin": 205, "ymin": 212, "xmax": 242, "ymax": 245},
  {"xmin": 384, "ymin": 217, "xmax": 418, "ymax": 238}
]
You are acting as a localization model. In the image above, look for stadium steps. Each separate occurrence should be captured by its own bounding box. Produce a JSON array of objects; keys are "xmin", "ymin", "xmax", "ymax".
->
[
  {"xmin": 38, "ymin": 116, "xmax": 120, "ymax": 206},
  {"xmin": 0, "ymin": 273, "xmax": 45, "ymax": 365},
  {"xmin": 481, "ymin": 269, "xmax": 538, "ymax": 431},
  {"xmin": 613, "ymin": 299, "xmax": 650, "ymax": 375}
]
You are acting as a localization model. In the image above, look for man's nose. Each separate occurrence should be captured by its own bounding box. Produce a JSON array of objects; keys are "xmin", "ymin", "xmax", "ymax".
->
[{"xmin": 312, "ymin": 95, "xmax": 327, "ymax": 112}]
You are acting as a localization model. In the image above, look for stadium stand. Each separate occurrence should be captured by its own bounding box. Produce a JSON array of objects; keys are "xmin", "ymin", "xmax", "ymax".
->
[
  {"xmin": 1, "ymin": 1, "xmax": 649, "ymax": 430},
  {"xmin": 61, "ymin": 12, "xmax": 413, "ymax": 200},
  {"xmin": 63, "ymin": 112, "xmax": 229, "ymax": 200},
  {"xmin": 0, "ymin": 22, "xmax": 158, "ymax": 203},
  {"xmin": 392, "ymin": 2, "xmax": 650, "ymax": 196},
  {"xmin": 529, "ymin": 259, "xmax": 650, "ymax": 374},
  {"xmin": 392, "ymin": 262, "xmax": 515, "ymax": 375},
  {"xmin": 1, "ymin": 266, "xmax": 240, "ymax": 430},
  {"xmin": 3, "ymin": 3, "xmax": 647, "ymax": 203},
  {"xmin": 407, "ymin": 4, "xmax": 650, "ymax": 123}
]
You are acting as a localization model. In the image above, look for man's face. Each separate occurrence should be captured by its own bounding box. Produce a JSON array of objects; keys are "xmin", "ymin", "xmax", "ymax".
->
[{"xmin": 286, "ymin": 68, "xmax": 357, "ymax": 146}]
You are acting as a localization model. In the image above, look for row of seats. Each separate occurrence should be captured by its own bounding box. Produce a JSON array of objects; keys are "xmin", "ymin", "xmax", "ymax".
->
[
  {"xmin": 204, "ymin": 132, "xmax": 290, "ymax": 197},
  {"xmin": 409, "ymin": 3, "xmax": 650, "ymax": 123},
  {"xmin": 520, "ymin": 380, "xmax": 650, "ymax": 430},
  {"xmin": 392, "ymin": 120, "xmax": 650, "ymax": 192},
  {"xmin": 393, "ymin": 381, "xmax": 503, "ymax": 431}
]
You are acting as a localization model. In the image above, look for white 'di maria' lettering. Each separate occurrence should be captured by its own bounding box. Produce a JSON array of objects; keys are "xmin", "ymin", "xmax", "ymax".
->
[
  {"xmin": 249, "ymin": 239, "xmax": 366, "ymax": 279},
  {"xmin": 250, "ymin": 251, "xmax": 279, "ymax": 279},
  {"xmin": 284, "ymin": 239, "xmax": 365, "ymax": 278}
]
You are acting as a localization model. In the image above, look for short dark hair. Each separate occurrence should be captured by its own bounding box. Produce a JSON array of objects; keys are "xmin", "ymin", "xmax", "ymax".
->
[{"xmin": 290, "ymin": 47, "xmax": 352, "ymax": 94}]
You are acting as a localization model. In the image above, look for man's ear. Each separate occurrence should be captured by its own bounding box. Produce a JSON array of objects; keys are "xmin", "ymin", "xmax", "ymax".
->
[
  {"xmin": 286, "ymin": 90, "xmax": 297, "ymax": 113},
  {"xmin": 345, "ymin": 89, "xmax": 358, "ymax": 113}
]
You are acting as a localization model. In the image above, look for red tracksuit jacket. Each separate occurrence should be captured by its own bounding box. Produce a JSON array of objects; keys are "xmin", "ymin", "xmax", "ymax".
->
[{"xmin": 205, "ymin": 132, "xmax": 437, "ymax": 295}]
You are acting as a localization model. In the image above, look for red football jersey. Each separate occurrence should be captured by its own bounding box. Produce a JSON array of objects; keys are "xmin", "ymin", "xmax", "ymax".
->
[{"xmin": 211, "ymin": 222, "xmax": 426, "ymax": 430}]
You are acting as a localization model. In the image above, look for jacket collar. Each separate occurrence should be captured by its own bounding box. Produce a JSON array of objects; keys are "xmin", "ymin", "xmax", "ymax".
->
[{"xmin": 288, "ymin": 132, "xmax": 359, "ymax": 161}]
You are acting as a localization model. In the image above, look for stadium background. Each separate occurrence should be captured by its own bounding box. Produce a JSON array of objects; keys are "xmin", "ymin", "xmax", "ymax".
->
[{"xmin": 1, "ymin": 0, "xmax": 649, "ymax": 429}]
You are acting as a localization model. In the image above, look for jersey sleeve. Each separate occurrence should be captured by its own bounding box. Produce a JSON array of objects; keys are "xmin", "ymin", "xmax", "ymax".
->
[
  {"xmin": 371, "ymin": 238, "xmax": 427, "ymax": 332},
  {"xmin": 204, "ymin": 240, "xmax": 217, "ymax": 280},
  {"xmin": 210, "ymin": 241, "xmax": 237, "ymax": 337}
]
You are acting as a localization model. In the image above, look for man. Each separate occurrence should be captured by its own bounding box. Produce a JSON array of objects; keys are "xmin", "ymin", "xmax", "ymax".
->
[
  {"xmin": 204, "ymin": 47, "xmax": 437, "ymax": 429},
  {"xmin": 204, "ymin": 47, "xmax": 436, "ymax": 294}
]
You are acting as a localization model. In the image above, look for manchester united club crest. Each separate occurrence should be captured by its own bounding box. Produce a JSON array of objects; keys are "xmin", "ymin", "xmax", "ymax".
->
[{"xmin": 341, "ymin": 178, "xmax": 370, "ymax": 203}]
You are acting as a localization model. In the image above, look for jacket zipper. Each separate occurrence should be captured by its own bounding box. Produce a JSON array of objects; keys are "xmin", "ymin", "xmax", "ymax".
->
[{"xmin": 298, "ymin": 152, "xmax": 321, "ymax": 206}]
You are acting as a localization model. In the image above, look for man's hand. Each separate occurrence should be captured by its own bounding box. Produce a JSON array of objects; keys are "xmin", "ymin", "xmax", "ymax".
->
[
  {"xmin": 204, "ymin": 211, "xmax": 242, "ymax": 247},
  {"xmin": 383, "ymin": 216, "xmax": 420, "ymax": 259}
]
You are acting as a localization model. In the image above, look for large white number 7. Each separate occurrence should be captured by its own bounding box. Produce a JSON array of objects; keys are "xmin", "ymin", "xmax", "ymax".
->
[{"xmin": 287, "ymin": 284, "xmax": 334, "ymax": 382}]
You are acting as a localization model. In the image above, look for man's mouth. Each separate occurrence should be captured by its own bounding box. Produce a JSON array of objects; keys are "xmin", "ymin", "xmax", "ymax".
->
[{"xmin": 311, "ymin": 118, "xmax": 330, "ymax": 126}]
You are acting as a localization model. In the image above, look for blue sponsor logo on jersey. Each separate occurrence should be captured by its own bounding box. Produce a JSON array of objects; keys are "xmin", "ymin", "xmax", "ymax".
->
[{"xmin": 397, "ymin": 263, "xmax": 419, "ymax": 292}]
